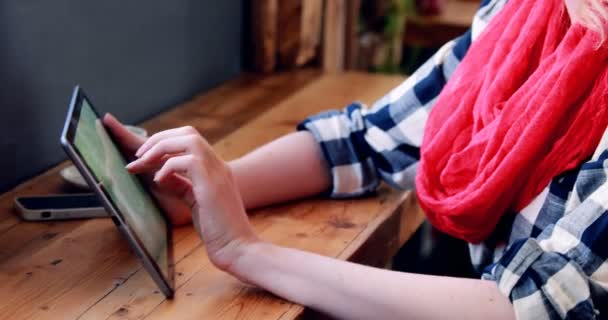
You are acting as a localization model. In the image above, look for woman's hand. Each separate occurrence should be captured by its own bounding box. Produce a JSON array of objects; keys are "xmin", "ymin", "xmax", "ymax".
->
[
  {"xmin": 125, "ymin": 125, "xmax": 258, "ymax": 270},
  {"xmin": 103, "ymin": 113, "xmax": 193, "ymax": 225}
]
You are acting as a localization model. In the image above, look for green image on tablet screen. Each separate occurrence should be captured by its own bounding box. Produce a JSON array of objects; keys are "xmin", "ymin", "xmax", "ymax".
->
[{"xmin": 73, "ymin": 99, "xmax": 168, "ymax": 277}]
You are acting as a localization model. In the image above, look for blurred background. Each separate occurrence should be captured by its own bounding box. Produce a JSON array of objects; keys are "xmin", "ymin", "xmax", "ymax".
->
[
  {"xmin": 246, "ymin": 0, "xmax": 477, "ymax": 74},
  {"xmin": 1, "ymin": 0, "xmax": 480, "ymax": 277}
]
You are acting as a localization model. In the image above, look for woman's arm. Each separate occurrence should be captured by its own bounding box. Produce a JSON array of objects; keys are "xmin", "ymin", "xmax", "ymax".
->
[
  {"xmin": 230, "ymin": 241, "xmax": 515, "ymax": 320},
  {"xmin": 229, "ymin": 131, "xmax": 330, "ymax": 209},
  {"xmin": 127, "ymin": 126, "xmax": 516, "ymax": 320}
]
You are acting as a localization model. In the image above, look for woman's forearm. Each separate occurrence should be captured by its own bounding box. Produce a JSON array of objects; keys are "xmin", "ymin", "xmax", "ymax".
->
[
  {"xmin": 221, "ymin": 126, "xmax": 514, "ymax": 319},
  {"xmin": 229, "ymin": 242, "xmax": 515, "ymax": 320},
  {"xmin": 229, "ymin": 131, "xmax": 331, "ymax": 209}
]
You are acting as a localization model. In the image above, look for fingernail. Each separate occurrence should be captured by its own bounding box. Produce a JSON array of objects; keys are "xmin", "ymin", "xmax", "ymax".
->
[
  {"xmin": 125, "ymin": 162, "xmax": 135, "ymax": 170},
  {"xmin": 135, "ymin": 145, "xmax": 147, "ymax": 157}
]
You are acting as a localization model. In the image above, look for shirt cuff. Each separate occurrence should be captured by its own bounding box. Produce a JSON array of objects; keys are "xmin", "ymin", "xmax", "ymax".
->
[
  {"xmin": 297, "ymin": 104, "xmax": 380, "ymax": 198},
  {"xmin": 488, "ymin": 238, "xmax": 599, "ymax": 319}
]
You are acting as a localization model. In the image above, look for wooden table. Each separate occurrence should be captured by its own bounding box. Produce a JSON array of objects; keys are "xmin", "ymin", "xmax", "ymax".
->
[{"xmin": 0, "ymin": 71, "xmax": 425, "ymax": 320}]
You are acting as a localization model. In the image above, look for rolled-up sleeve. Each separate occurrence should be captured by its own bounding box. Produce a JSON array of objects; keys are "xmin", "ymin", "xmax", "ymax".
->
[
  {"xmin": 484, "ymin": 150, "xmax": 608, "ymax": 319},
  {"xmin": 298, "ymin": 31, "xmax": 471, "ymax": 197}
]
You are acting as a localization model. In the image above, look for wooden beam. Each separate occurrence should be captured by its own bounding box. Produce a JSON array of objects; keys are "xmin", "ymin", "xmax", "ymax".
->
[
  {"xmin": 277, "ymin": 0, "xmax": 301, "ymax": 68},
  {"xmin": 252, "ymin": 0, "xmax": 279, "ymax": 73},
  {"xmin": 344, "ymin": 0, "xmax": 362, "ymax": 70},
  {"xmin": 322, "ymin": 0, "xmax": 346, "ymax": 73},
  {"xmin": 278, "ymin": 0, "xmax": 323, "ymax": 69},
  {"xmin": 297, "ymin": 0, "xmax": 323, "ymax": 66}
]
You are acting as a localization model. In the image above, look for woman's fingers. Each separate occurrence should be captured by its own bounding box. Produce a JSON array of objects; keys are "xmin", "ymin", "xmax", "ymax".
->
[
  {"xmin": 103, "ymin": 113, "xmax": 145, "ymax": 155},
  {"xmin": 153, "ymin": 170, "xmax": 197, "ymax": 217},
  {"xmin": 126, "ymin": 135, "xmax": 201, "ymax": 173},
  {"xmin": 136, "ymin": 126, "xmax": 198, "ymax": 157},
  {"xmin": 156, "ymin": 172, "xmax": 192, "ymax": 198},
  {"xmin": 154, "ymin": 155, "xmax": 198, "ymax": 181},
  {"xmin": 153, "ymin": 155, "xmax": 202, "ymax": 206}
]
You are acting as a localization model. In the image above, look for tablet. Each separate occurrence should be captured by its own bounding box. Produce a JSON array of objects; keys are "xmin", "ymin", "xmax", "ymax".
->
[{"xmin": 60, "ymin": 86, "xmax": 174, "ymax": 298}]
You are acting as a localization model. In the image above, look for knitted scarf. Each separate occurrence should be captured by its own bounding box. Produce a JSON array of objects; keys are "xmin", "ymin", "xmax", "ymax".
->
[{"xmin": 415, "ymin": 0, "xmax": 608, "ymax": 243}]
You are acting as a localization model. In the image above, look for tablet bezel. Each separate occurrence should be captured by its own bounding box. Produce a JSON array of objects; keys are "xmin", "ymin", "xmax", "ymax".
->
[{"xmin": 60, "ymin": 86, "xmax": 174, "ymax": 298}]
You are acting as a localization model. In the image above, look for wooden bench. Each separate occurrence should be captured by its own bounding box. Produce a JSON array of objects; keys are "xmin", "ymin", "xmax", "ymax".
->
[{"xmin": 0, "ymin": 71, "xmax": 425, "ymax": 320}]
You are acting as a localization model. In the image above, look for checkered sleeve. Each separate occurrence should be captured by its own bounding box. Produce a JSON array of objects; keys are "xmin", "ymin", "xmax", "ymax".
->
[
  {"xmin": 297, "ymin": 32, "xmax": 472, "ymax": 197},
  {"xmin": 484, "ymin": 139, "xmax": 608, "ymax": 319}
]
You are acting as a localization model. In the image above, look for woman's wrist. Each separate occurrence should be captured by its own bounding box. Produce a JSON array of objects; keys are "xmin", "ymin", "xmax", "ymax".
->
[
  {"xmin": 222, "ymin": 239, "xmax": 271, "ymax": 282},
  {"xmin": 201, "ymin": 231, "xmax": 259, "ymax": 272}
]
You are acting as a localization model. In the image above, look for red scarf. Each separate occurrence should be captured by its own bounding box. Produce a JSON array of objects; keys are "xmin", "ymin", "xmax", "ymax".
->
[{"xmin": 415, "ymin": 0, "xmax": 608, "ymax": 243}]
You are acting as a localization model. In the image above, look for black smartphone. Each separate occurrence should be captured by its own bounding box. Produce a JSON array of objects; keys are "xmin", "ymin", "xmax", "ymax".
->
[{"xmin": 14, "ymin": 194, "xmax": 108, "ymax": 221}]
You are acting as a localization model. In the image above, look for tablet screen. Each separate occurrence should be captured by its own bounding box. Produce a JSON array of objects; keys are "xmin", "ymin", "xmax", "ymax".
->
[{"xmin": 73, "ymin": 98, "xmax": 169, "ymax": 279}]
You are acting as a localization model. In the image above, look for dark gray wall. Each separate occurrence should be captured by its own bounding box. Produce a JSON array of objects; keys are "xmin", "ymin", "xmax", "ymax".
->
[{"xmin": 0, "ymin": 0, "xmax": 242, "ymax": 192}]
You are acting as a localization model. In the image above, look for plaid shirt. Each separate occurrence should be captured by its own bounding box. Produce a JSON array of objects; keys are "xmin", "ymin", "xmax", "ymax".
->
[{"xmin": 297, "ymin": 0, "xmax": 608, "ymax": 318}]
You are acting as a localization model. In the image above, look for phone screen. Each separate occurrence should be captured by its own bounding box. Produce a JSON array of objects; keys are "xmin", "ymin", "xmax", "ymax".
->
[
  {"xmin": 18, "ymin": 194, "xmax": 100, "ymax": 210},
  {"xmin": 72, "ymin": 98, "xmax": 169, "ymax": 280}
]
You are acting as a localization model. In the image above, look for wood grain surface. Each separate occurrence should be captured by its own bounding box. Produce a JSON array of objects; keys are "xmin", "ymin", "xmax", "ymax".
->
[{"xmin": 0, "ymin": 71, "xmax": 425, "ymax": 320}]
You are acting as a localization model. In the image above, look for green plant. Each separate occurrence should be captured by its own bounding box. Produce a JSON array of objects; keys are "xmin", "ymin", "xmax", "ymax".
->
[{"xmin": 375, "ymin": 0, "xmax": 416, "ymax": 73}]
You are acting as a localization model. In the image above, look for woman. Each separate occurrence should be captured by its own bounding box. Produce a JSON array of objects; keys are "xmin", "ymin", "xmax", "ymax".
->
[{"xmin": 105, "ymin": 0, "xmax": 608, "ymax": 318}]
